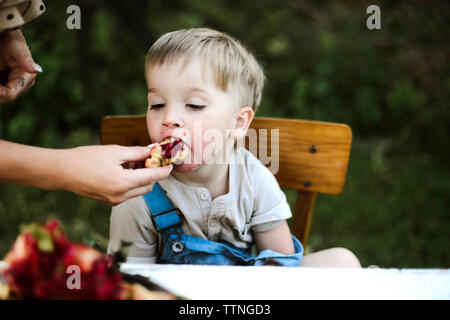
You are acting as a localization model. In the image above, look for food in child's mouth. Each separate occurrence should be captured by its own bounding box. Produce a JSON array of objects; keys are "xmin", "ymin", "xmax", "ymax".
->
[{"xmin": 145, "ymin": 137, "xmax": 189, "ymax": 168}]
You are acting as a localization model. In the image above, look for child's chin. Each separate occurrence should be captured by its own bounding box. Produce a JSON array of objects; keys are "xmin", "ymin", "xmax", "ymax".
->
[{"xmin": 172, "ymin": 162, "xmax": 202, "ymax": 173}]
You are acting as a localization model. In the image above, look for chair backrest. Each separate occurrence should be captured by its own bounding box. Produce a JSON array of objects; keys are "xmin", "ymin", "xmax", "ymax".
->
[{"xmin": 101, "ymin": 115, "xmax": 352, "ymax": 246}]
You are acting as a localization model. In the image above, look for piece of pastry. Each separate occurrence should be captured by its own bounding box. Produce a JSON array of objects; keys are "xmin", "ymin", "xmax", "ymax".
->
[{"xmin": 145, "ymin": 137, "xmax": 189, "ymax": 168}]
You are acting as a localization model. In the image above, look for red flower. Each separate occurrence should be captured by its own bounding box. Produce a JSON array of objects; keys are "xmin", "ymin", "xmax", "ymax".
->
[{"xmin": 2, "ymin": 220, "xmax": 125, "ymax": 300}]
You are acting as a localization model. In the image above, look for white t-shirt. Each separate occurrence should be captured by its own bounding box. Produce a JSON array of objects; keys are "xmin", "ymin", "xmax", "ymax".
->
[{"xmin": 108, "ymin": 147, "xmax": 292, "ymax": 263}]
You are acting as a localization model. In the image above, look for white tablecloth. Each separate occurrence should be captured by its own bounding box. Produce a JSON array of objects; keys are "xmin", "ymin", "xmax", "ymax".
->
[{"xmin": 120, "ymin": 263, "xmax": 450, "ymax": 300}]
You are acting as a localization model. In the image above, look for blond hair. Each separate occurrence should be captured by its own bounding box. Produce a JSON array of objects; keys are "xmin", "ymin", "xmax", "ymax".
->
[{"xmin": 145, "ymin": 28, "xmax": 265, "ymax": 112}]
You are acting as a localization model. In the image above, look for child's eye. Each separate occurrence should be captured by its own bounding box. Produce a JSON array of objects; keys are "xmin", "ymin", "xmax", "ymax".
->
[
  {"xmin": 186, "ymin": 104, "xmax": 205, "ymax": 110},
  {"xmin": 150, "ymin": 104, "xmax": 165, "ymax": 110}
]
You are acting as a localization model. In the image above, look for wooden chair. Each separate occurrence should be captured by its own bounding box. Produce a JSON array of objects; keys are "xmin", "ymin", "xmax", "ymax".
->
[{"xmin": 101, "ymin": 115, "xmax": 352, "ymax": 247}]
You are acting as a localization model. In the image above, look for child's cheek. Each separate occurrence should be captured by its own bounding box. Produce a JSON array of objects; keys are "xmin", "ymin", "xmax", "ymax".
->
[
  {"xmin": 146, "ymin": 115, "xmax": 157, "ymax": 142},
  {"xmin": 200, "ymin": 130, "xmax": 227, "ymax": 163},
  {"xmin": 148, "ymin": 131, "xmax": 158, "ymax": 144}
]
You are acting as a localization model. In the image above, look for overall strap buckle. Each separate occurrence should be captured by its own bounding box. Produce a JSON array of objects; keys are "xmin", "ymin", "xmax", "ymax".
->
[
  {"xmin": 143, "ymin": 182, "xmax": 185, "ymax": 254},
  {"xmin": 143, "ymin": 182, "xmax": 184, "ymax": 233},
  {"xmin": 150, "ymin": 207, "xmax": 183, "ymax": 233}
]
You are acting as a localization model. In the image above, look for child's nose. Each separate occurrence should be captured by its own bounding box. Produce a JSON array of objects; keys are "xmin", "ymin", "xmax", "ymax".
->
[
  {"xmin": 161, "ymin": 109, "xmax": 183, "ymax": 128},
  {"xmin": 162, "ymin": 119, "xmax": 182, "ymax": 128}
]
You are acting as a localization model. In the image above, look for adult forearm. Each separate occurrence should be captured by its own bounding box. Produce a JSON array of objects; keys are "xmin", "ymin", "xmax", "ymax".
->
[{"xmin": 0, "ymin": 140, "xmax": 66, "ymax": 190}]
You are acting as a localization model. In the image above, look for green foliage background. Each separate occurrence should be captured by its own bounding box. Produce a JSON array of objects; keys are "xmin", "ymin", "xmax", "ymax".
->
[{"xmin": 1, "ymin": 0, "xmax": 448, "ymax": 268}]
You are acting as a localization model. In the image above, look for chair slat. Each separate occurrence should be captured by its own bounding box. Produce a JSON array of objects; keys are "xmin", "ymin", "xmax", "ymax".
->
[
  {"xmin": 248, "ymin": 117, "xmax": 352, "ymax": 195},
  {"xmin": 101, "ymin": 115, "xmax": 150, "ymax": 146}
]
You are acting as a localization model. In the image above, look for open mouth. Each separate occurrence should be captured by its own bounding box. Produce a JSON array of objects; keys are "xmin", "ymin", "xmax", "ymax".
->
[
  {"xmin": 160, "ymin": 137, "xmax": 186, "ymax": 160},
  {"xmin": 145, "ymin": 136, "xmax": 190, "ymax": 168}
]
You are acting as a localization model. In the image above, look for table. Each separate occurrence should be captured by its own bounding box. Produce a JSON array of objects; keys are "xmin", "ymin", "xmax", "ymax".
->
[{"xmin": 120, "ymin": 263, "xmax": 450, "ymax": 300}]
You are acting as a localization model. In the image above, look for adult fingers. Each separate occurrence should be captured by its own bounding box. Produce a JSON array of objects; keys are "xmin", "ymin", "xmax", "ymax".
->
[
  {"xmin": 1, "ymin": 71, "xmax": 36, "ymax": 102},
  {"xmin": 118, "ymin": 183, "xmax": 158, "ymax": 203},
  {"xmin": 108, "ymin": 164, "xmax": 172, "ymax": 204},
  {"xmin": 0, "ymin": 85, "xmax": 14, "ymax": 104},
  {"xmin": 0, "ymin": 77, "xmax": 34, "ymax": 103},
  {"xmin": 10, "ymin": 46, "xmax": 42, "ymax": 74},
  {"xmin": 117, "ymin": 144, "xmax": 158, "ymax": 162},
  {"xmin": 6, "ymin": 66, "xmax": 36, "ymax": 87},
  {"xmin": 125, "ymin": 164, "xmax": 173, "ymax": 188},
  {"xmin": 126, "ymin": 143, "xmax": 158, "ymax": 169},
  {"xmin": 1, "ymin": 30, "xmax": 42, "ymax": 74}
]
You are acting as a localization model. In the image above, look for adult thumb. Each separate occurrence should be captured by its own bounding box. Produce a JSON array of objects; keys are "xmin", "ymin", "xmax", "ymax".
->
[
  {"xmin": 129, "ymin": 164, "xmax": 174, "ymax": 186},
  {"xmin": 16, "ymin": 54, "xmax": 42, "ymax": 74},
  {"xmin": 119, "ymin": 145, "xmax": 155, "ymax": 162}
]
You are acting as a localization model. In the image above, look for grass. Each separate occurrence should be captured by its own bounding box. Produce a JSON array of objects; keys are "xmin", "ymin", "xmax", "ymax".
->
[{"xmin": 1, "ymin": 139, "xmax": 448, "ymax": 268}]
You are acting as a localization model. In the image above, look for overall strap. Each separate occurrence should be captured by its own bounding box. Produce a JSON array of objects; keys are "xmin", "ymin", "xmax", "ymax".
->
[{"xmin": 142, "ymin": 182, "xmax": 183, "ymax": 233}]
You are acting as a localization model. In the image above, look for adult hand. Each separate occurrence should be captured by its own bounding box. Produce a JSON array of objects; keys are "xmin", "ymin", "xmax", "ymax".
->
[
  {"xmin": 0, "ymin": 141, "xmax": 172, "ymax": 206},
  {"xmin": 0, "ymin": 29, "xmax": 42, "ymax": 104},
  {"xmin": 58, "ymin": 144, "xmax": 173, "ymax": 205}
]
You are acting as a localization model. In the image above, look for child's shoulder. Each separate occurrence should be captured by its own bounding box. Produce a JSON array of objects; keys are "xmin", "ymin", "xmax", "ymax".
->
[
  {"xmin": 234, "ymin": 147, "xmax": 260, "ymax": 166},
  {"xmin": 233, "ymin": 147, "xmax": 277, "ymax": 182},
  {"xmin": 111, "ymin": 194, "xmax": 150, "ymax": 221}
]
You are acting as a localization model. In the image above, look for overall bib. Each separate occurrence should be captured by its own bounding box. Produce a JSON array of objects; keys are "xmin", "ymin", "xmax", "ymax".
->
[{"xmin": 143, "ymin": 183, "xmax": 303, "ymax": 266}]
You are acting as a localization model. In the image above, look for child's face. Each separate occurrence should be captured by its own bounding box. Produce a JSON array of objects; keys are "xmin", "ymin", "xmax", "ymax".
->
[{"xmin": 146, "ymin": 57, "xmax": 243, "ymax": 173}]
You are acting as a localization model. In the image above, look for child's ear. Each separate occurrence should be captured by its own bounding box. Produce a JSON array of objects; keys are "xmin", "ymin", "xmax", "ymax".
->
[{"xmin": 231, "ymin": 106, "xmax": 254, "ymax": 140}]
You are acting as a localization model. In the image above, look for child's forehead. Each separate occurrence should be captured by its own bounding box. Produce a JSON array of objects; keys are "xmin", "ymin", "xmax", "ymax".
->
[
  {"xmin": 147, "ymin": 56, "xmax": 224, "ymax": 91},
  {"xmin": 148, "ymin": 54, "xmax": 206, "ymax": 74}
]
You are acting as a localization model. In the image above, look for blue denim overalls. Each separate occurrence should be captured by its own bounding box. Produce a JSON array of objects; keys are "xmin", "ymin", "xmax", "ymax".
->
[{"xmin": 143, "ymin": 182, "xmax": 303, "ymax": 266}]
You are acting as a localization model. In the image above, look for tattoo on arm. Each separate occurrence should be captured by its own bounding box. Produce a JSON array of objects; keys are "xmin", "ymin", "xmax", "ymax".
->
[{"xmin": 18, "ymin": 78, "xmax": 25, "ymax": 88}]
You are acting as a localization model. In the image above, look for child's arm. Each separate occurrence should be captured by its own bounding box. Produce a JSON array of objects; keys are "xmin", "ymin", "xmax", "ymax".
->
[
  {"xmin": 253, "ymin": 220, "xmax": 294, "ymax": 255},
  {"xmin": 108, "ymin": 197, "xmax": 159, "ymax": 263}
]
